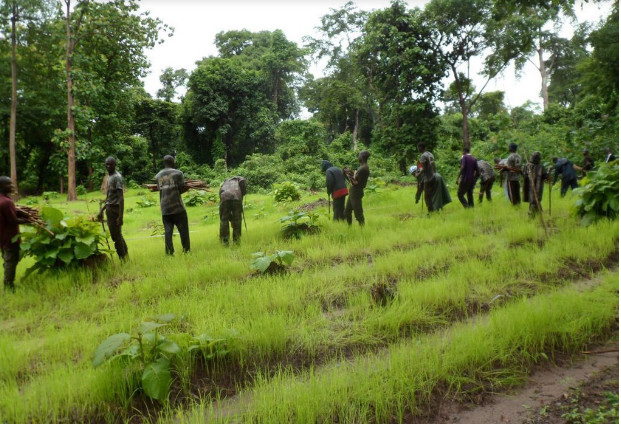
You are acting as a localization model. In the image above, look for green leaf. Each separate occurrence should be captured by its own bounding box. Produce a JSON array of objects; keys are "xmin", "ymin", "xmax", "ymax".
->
[
  {"xmin": 92, "ymin": 333, "xmax": 131, "ymax": 367},
  {"xmin": 75, "ymin": 234, "xmax": 96, "ymax": 246},
  {"xmin": 153, "ymin": 313, "xmax": 176, "ymax": 323},
  {"xmin": 140, "ymin": 322, "xmax": 167, "ymax": 334},
  {"xmin": 44, "ymin": 248, "xmax": 60, "ymax": 259},
  {"xmin": 276, "ymin": 250, "xmax": 295, "ymax": 266},
  {"xmin": 141, "ymin": 357, "xmax": 172, "ymax": 401},
  {"xmin": 157, "ymin": 338, "xmax": 181, "ymax": 355},
  {"xmin": 250, "ymin": 256, "xmax": 273, "ymax": 272},
  {"xmin": 41, "ymin": 206, "xmax": 63, "ymax": 228},
  {"xmin": 57, "ymin": 249, "xmax": 74, "ymax": 264},
  {"xmin": 74, "ymin": 242, "xmax": 95, "ymax": 260}
]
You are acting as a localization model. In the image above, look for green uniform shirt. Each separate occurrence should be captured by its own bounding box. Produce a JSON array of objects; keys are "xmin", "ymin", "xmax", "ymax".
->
[
  {"xmin": 155, "ymin": 168, "xmax": 186, "ymax": 215},
  {"xmin": 105, "ymin": 172, "xmax": 124, "ymax": 205}
]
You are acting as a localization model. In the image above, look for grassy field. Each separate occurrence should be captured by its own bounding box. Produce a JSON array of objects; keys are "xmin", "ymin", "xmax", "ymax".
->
[{"xmin": 0, "ymin": 183, "xmax": 618, "ymax": 423}]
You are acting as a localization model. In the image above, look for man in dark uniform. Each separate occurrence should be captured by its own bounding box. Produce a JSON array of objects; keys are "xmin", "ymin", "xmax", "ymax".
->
[
  {"xmin": 582, "ymin": 149, "xmax": 594, "ymax": 176},
  {"xmin": 344, "ymin": 150, "xmax": 370, "ymax": 226},
  {"xmin": 522, "ymin": 152, "xmax": 547, "ymax": 218},
  {"xmin": 456, "ymin": 147, "xmax": 478, "ymax": 208},
  {"xmin": 0, "ymin": 177, "xmax": 27, "ymax": 292},
  {"xmin": 97, "ymin": 157, "xmax": 128, "ymax": 260},
  {"xmin": 219, "ymin": 176, "xmax": 247, "ymax": 245},
  {"xmin": 552, "ymin": 157, "xmax": 578, "ymax": 197},
  {"xmin": 477, "ymin": 159, "xmax": 495, "ymax": 203},
  {"xmin": 321, "ymin": 160, "xmax": 348, "ymax": 221},
  {"xmin": 155, "ymin": 155, "xmax": 190, "ymax": 255}
]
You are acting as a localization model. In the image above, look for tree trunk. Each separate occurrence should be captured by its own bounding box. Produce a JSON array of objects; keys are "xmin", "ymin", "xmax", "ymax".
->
[
  {"xmin": 452, "ymin": 65, "xmax": 471, "ymax": 150},
  {"xmin": 538, "ymin": 44, "xmax": 549, "ymax": 110},
  {"xmin": 60, "ymin": 176, "xmax": 64, "ymax": 194},
  {"xmin": 352, "ymin": 108, "xmax": 359, "ymax": 152},
  {"xmin": 9, "ymin": 2, "xmax": 19, "ymax": 198},
  {"xmin": 65, "ymin": 0, "xmax": 77, "ymax": 201}
]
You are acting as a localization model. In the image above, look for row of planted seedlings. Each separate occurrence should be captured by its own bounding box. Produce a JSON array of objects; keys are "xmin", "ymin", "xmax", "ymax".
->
[
  {"xmin": 1, "ymin": 191, "xmax": 617, "ymax": 422},
  {"xmin": 169, "ymin": 270, "xmax": 620, "ymax": 424}
]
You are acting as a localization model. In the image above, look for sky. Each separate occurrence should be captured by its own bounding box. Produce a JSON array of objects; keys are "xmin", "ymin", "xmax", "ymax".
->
[{"xmin": 138, "ymin": 0, "xmax": 613, "ymax": 112}]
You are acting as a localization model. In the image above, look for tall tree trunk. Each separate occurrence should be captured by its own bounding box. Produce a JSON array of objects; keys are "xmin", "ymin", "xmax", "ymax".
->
[
  {"xmin": 9, "ymin": 2, "xmax": 19, "ymax": 198},
  {"xmin": 538, "ymin": 42, "xmax": 549, "ymax": 110},
  {"xmin": 65, "ymin": 0, "xmax": 77, "ymax": 201},
  {"xmin": 352, "ymin": 108, "xmax": 359, "ymax": 152}
]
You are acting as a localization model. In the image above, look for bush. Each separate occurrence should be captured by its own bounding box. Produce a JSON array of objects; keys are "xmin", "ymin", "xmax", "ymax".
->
[
  {"xmin": 273, "ymin": 182, "xmax": 301, "ymax": 202},
  {"xmin": 136, "ymin": 196, "xmax": 157, "ymax": 208},
  {"xmin": 280, "ymin": 210, "xmax": 320, "ymax": 239},
  {"xmin": 20, "ymin": 206, "xmax": 109, "ymax": 276},
  {"xmin": 573, "ymin": 161, "xmax": 619, "ymax": 225}
]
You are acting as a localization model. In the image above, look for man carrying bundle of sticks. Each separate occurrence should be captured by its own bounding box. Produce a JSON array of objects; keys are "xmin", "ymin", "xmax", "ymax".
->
[
  {"xmin": 155, "ymin": 155, "xmax": 191, "ymax": 255},
  {"xmin": 0, "ymin": 177, "xmax": 28, "ymax": 292},
  {"xmin": 495, "ymin": 143, "xmax": 522, "ymax": 205},
  {"xmin": 522, "ymin": 152, "xmax": 547, "ymax": 218}
]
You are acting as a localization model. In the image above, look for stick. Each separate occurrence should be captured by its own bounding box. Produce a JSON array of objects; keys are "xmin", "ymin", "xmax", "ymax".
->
[
  {"xmin": 98, "ymin": 200, "xmax": 113, "ymax": 257},
  {"xmin": 242, "ymin": 196, "xmax": 247, "ymax": 233},
  {"xmin": 328, "ymin": 194, "xmax": 331, "ymax": 218},
  {"xmin": 581, "ymin": 348, "xmax": 618, "ymax": 355},
  {"xmin": 548, "ymin": 172, "xmax": 552, "ymax": 217}
]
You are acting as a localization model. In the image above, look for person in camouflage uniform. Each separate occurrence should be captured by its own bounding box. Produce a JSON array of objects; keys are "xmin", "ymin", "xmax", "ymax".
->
[
  {"xmin": 522, "ymin": 151, "xmax": 547, "ymax": 218},
  {"xmin": 506, "ymin": 143, "xmax": 522, "ymax": 205},
  {"xmin": 477, "ymin": 159, "xmax": 495, "ymax": 203},
  {"xmin": 0, "ymin": 177, "xmax": 27, "ymax": 292},
  {"xmin": 219, "ymin": 176, "xmax": 247, "ymax": 245},
  {"xmin": 97, "ymin": 157, "xmax": 128, "ymax": 260},
  {"xmin": 344, "ymin": 150, "xmax": 370, "ymax": 226},
  {"xmin": 155, "ymin": 155, "xmax": 190, "ymax": 255},
  {"xmin": 417, "ymin": 142, "xmax": 452, "ymax": 212}
]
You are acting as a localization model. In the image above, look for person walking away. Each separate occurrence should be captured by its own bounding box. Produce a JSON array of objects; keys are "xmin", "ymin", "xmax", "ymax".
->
[
  {"xmin": 506, "ymin": 143, "xmax": 522, "ymax": 205},
  {"xmin": 582, "ymin": 149, "xmax": 594, "ymax": 177},
  {"xmin": 552, "ymin": 157, "xmax": 578, "ymax": 197},
  {"xmin": 321, "ymin": 160, "xmax": 348, "ymax": 221},
  {"xmin": 155, "ymin": 155, "xmax": 190, "ymax": 255},
  {"xmin": 522, "ymin": 152, "xmax": 547, "ymax": 218},
  {"xmin": 344, "ymin": 150, "xmax": 370, "ymax": 226},
  {"xmin": 605, "ymin": 147, "xmax": 616, "ymax": 163},
  {"xmin": 219, "ymin": 176, "xmax": 246, "ymax": 245},
  {"xmin": 97, "ymin": 157, "xmax": 128, "ymax": 260},
  {"xmin": 477, "ymin": 159, "xmax": 495, "ymax": 203},
  {"xmin": 456, "ymin": 148, "xmax": 478, "ymax": 208},
  {"xmin": 494, "ymin": 157, "xmax": 509, "ymax": 200},
  {"xmin": 0, "ymin": 177, "xmax": 27, "ymax": 292},
  {"xmin": 417, "ymin": 142, "xmax": 451, "ymax": 212}
]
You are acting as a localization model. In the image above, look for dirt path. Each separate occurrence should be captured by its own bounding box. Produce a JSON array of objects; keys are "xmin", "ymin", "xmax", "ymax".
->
[{"xmin": 430, "ymin": 340, "xmax": 618, "ymax": 424}]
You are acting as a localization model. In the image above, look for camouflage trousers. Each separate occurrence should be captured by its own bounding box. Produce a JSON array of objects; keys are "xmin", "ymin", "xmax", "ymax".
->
[{"xmin": 219, "ymin": 199, "xmax": 243, "ymax": 244}]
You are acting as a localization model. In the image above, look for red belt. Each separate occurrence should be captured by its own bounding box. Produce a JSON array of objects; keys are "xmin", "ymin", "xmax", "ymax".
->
[{"xmin": 332, "ymin": 187, "xmax": 348, "ymax": 199}]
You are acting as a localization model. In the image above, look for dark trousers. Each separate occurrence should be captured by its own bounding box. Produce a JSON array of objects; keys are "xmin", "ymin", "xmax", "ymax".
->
[
  {"xmin": 424, "ymin": 177, "xmax": 437, "ymax": 212},
  {"xmin": 507, "ymin": 181, "xmax": 521, "ymax": 205},
  {"xmin": 2, "ymin": 246, "xmax": 19, "ymax": 291},
  {"xmin": 560, "ymin": 178, "xmax": 578, "ymax": 197},
  {"xmin": 457, "ymin": 180, "xmax": 475, "ymax": 208},
  {"xmin": 345, "ymin": 195, "xmax": 364, "ymax": 225},
  {"xmin": 332, "ymin": 196, "xmax": 346, "ymax": 221},
  {"xmin": 106, "ymin": 205, "xmax": 128, "ymax": 259},
  {"xmin": 220, "ymin": 199, "xmax": 243, "ymax": 244},
  {"xmin": 479, "ymin": 176, "xmax": 495, "ymax": 202},
  {"xmin": 162, "ymin": 211, "xmax": 190, "ymax": 255}
]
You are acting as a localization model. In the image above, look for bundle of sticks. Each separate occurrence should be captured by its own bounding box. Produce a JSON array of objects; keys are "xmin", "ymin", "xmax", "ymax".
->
[
  {"xmin": 144, "ymin": 179, "xmax": 210, "ymax": 192},
  {"xmin": 343, "ymin": 167, "xmax": 355, "ymax": 185},
  {"xmin": 16, "ymin": 205, "xmax": 54, "ymax": 236},
  {"xmin": 494, "ymin": 164, "xmax": 522, "ymax": 174}
]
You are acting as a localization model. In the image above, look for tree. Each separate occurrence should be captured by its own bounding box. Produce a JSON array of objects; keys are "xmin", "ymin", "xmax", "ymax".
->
[{"xmin": 156, "ymin": 67, "xmax": 187, "ymax": 102}]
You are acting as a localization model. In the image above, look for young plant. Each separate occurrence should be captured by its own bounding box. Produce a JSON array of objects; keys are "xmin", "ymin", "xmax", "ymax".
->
[
  {"xmin": 280, "ymin": 210, "xmax": 320, "ymax": 239},
  {"xmin": 136, "ymin": 196, "xmax": 157, "ymax": 208},
  {"xmin": 19, "ymin": 205, "xmax": 109, "ymax": 276},
  {"xmin": 250, "ymin": 250, "xmax": 295, "ymax": 274},
  {"xmin": 273, "ymin": 181, "xmax": 301, "ymax": 202},
  {"xmin": 184, "ymin": 190, "xmax": 208, "ymax": 207},
  {"xmin": 92, "ymin": 314, "xmax": 181, "ymax": 403}
]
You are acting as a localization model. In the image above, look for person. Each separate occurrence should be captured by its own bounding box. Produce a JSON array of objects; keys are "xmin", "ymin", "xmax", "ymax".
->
[
  {"xmin": 522, "ymin": 152, "xmax": 547, "ymax": 218},
  {"xmin": 477, "ymin": 159, "xmax": 495, "ymax": 203},
  {"xmin": 0, "ymin": 177, "xmax": 27, "ymax": 292},
  {"xmin": 417, "ymin": 142, "xmax": 452, "ymax": 212},
  {"xmin": 219, "ymin": 176, "xmax": 247, "ymax": 245},
  {"xmin": 582, "ymin": 149, "xmax": 594, "ymax": 176},
  {"xmin": 494, "ymin": 157, "xmax": 509, "ymax": 200},
  {"xmin": 155, "ymin": 155, "xmax": 190, "ymax": 255},
  {"xmin": 552, "ymin": 156, "xmax": 578, "ymax": 197},
  {"xmin": 410, "ymin": 165, "xmax": 424, "ymax": 205},
  {"xmin": 344, "ymin": 150, "xmax": 370, "ymax": 226},
  {"xmin": 605, "ymin": 147, "xmax": 616, "ymax": 163},
  {"xmin": 320, "ymin": 160, "xmax": 348, "ymax": 221},
  {"xmin": 456, "ymin": 147, "xmax": 478, "ymax": 208},
  {"xmin": 506, "ymin": 143, "xmax": 522, "ymax": 205},
  {"xmin": 97, "ymin": 157, "xmax": 128, "ymax": 260}
]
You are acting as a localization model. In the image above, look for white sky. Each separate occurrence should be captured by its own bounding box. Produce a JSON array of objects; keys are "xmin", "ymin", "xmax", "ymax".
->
[{"xmin": 138, "ymin": 0, "xmax": 612, "ymax": 112}]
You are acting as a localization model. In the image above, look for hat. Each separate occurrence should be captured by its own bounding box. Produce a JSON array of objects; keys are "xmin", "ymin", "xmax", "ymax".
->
[{"xmin": 409, "ymin": 165, "xmax": 418, "ymax": 175}]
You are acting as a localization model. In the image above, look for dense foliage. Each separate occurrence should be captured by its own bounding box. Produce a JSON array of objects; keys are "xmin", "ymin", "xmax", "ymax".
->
[{"xmin": 574, "ymin": 161, "xmax": 619, "ymax": 225}]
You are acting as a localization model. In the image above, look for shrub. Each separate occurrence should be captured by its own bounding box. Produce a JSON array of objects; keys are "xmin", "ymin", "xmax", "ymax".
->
[
  {"xmin": 20, "ymin": 206, "xmax": 109, "ymax": 276},
  {"xmin": 280, "ymin": 210, "xmax": 320, "ymax": 239},
  {"xmin": 573, "ymin": 161, "xmax": 619, "ymax": 225},
  {"xmin": 273, "ymin": 182, "xmax": 301, "ymax": 202},
  {"xmin": 183, "ymin": 190, "xmax": 208, "ymax": 207},
  {"xmin": 136, "ymin": 196, "xmax": 157, "ymax": 208}
]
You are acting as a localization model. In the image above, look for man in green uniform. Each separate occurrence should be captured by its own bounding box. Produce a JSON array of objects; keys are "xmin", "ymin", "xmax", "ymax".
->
[
  {"xmin": 0, "ymin": 177, "xmax": 27, "ymax": 292},
  {"xmin": 219, "ymin": 176, "xmax": 247, "ymax": 245},
  {"xmin": 344, "ymin": 150, "xmax": 370, "ymax": 226},
  {"xmin": 417, "ymin": 142, "xmax": 452, "ymax": 212},
  {"xmin": 155, "ymin": 155, "xmax": 190, "ymax": 255},
  {"xmin": 97, "ymin": 157, "xmax": 128, "ymax": 260},
  {"xmin": 477, "ymin": 159, "xmax": 495, "ymax": 203},
  {"xmin": 522, "ymin": 152, "xmax": 547, "ymax": 218}
]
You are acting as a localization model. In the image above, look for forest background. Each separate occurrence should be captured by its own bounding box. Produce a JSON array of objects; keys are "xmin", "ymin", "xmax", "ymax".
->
[{"xmin": 0, "ymin": 0, "xmax": 618, "ymax": 199}]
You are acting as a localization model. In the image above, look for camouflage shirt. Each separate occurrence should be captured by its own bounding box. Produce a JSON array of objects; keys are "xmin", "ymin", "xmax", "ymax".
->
[
  {"xmin": 220, "ymin": 177, "xmax": 247, "ymax": 202},
  {"xmin": 105, "ymin": 172, "xmax": 124, "ymax": 206},
  {"xmin": 506, "ymin": 152, "xmax": 522, "ymax": 182},
  {"xmin": 419, "ymin": 151, "xmax": 436, "ymax": 183},
  {"xmin": 477, "ymin": 160, "xmax": 494, "ymax": 182},
  {"xmin": 155, "ymin": 168, "xmax": 186, "ymax": 215}
]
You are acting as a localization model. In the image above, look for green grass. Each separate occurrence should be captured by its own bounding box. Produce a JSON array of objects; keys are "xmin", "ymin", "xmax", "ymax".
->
[{"xmin": 0, "ymin": 184, "xmax": 617, "ymax": 423}]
